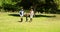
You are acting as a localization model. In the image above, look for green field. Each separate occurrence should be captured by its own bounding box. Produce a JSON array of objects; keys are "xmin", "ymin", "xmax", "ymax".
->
[{"xmin": 0, "ymin": 12, "xmax": 60, "ymax": 32}]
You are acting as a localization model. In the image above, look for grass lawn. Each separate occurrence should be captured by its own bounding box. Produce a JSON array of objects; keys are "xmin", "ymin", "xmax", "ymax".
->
[{"xmin": 0, "ymin": 12, "xmax": 60, "ymax": 32}]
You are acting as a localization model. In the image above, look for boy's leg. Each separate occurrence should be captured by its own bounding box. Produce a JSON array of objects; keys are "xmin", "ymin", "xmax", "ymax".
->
[
  {"xmin": 21, "ymin": 18, "xmax": 23, "ymax": 22},
  {"xmin": 20, "ymin": 16, "xmax": 23, "ymax": 22},
  {"xmin": 26, "ymin": 16, "xmax": 28, "ymax": 22}
]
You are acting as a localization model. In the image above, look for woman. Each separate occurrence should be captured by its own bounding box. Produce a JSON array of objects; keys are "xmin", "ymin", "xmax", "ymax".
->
[{"xmin": 29, "ymin": 9, "xmax": 34, "ymax": 22}]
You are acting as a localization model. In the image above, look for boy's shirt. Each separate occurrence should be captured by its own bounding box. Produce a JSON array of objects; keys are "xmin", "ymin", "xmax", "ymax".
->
[{"xmin": 19, "ymin": 10, "xmax": 24, "ymax": 16}]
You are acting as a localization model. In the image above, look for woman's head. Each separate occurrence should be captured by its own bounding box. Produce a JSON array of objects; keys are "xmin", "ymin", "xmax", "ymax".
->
[{"xmin": 30, "ymin": 9, "xmax": 33, "ymax": 11}]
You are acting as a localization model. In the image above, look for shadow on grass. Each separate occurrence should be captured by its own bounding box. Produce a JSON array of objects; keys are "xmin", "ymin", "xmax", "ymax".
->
[
  {"xmin": 9, "ymin": 14, "xmax": 20, "ymax": 17},
  {"xmin": 8, "ymin": 14, "xmax": 56, "ymax": 18},
  {"xmin": 8, "ymin": 14, "xmax": 29, "ymax": 17},
  {"xmin": 35, "ymin": 15, "xmax": 56, "ymax": 18},
  {"xmin": 18, "ymin": 21, "xmax": 23, "ymax": 22}
]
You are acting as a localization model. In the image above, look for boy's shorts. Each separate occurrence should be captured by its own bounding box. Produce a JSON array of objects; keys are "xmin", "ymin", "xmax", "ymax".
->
[{"xmin": 19, "ymin": 15, "xmax": 23, "ymax": 18}]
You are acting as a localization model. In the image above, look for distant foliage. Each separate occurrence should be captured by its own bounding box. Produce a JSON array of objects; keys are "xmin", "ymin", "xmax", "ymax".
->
[
  {"xmin": 2, "ymin": 3, "xmax": 20, "ymax": 12},
  {"xmin": 0, "ymin": 0, "xmax": 60, "ymax": 13}
]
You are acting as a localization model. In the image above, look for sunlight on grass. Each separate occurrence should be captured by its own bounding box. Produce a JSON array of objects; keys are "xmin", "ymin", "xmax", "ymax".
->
[{"xmin": 0, "ymin": 12, "xmax": 60, "ymax": 32}]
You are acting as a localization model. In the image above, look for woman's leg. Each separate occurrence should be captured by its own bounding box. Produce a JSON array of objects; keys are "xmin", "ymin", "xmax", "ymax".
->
[{"xmin": 30, "ymin": 15, "xmax": 33, "ymax": 22}]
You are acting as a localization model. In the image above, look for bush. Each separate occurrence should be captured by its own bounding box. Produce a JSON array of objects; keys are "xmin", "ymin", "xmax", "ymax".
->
[{"xmin": 2, "ymin": 3, "xmax": 20, "ymax": 12}]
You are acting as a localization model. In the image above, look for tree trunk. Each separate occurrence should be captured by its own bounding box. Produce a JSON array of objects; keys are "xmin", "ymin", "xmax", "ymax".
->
[{"xmin": 33, "ymin": 4, "xmax": 37, "ymax": 16}]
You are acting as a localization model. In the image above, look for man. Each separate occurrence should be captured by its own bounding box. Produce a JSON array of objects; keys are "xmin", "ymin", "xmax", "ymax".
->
[
  {"xmin": 29, "ymin": 9, "xmax": 34, "ymax": 22},
  {"xmin": 19, "ymin": 9, "xmax": 24, "ymax": 22}
]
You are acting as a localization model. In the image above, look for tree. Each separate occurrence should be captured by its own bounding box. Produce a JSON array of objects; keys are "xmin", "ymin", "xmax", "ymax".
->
[
  {"xmin": 1, "ymin": 0, "xmax": 58, "ymax": 13},
  {"xmin": 30, "ymin": 0, "xmax": 58, "ymax": 13},
  {"xmin": 2, "ymin": 0, "xmax": 22, "ymax": 12}
]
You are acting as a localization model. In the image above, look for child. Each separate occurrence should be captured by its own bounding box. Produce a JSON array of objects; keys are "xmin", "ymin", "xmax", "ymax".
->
[{"xmin": 19, "ymin": 9, "xmax": 24, "ymax": 22}]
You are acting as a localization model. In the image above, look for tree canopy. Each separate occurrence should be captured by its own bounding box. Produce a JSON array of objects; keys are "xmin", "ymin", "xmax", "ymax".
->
[{"xmin": 0, "ymin": 0, "xmax": 60, "ymax": 13}]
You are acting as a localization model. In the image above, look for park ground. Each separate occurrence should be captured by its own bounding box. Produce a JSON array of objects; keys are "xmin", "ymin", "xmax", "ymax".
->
[{"xmin": 0, "ymin": 12, "xmax": 60, "ymax": 32}]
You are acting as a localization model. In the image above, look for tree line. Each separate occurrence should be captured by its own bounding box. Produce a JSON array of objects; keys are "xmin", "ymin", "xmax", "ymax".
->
[{"xmin": 0, "ymin": 0, "xmax": 60, "ymax": 14}]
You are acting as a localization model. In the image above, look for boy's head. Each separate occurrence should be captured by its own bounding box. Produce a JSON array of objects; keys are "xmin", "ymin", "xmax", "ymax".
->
[{"xmin": 21, "ymin": 9, "xmax": 23, "ymax": 10}]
